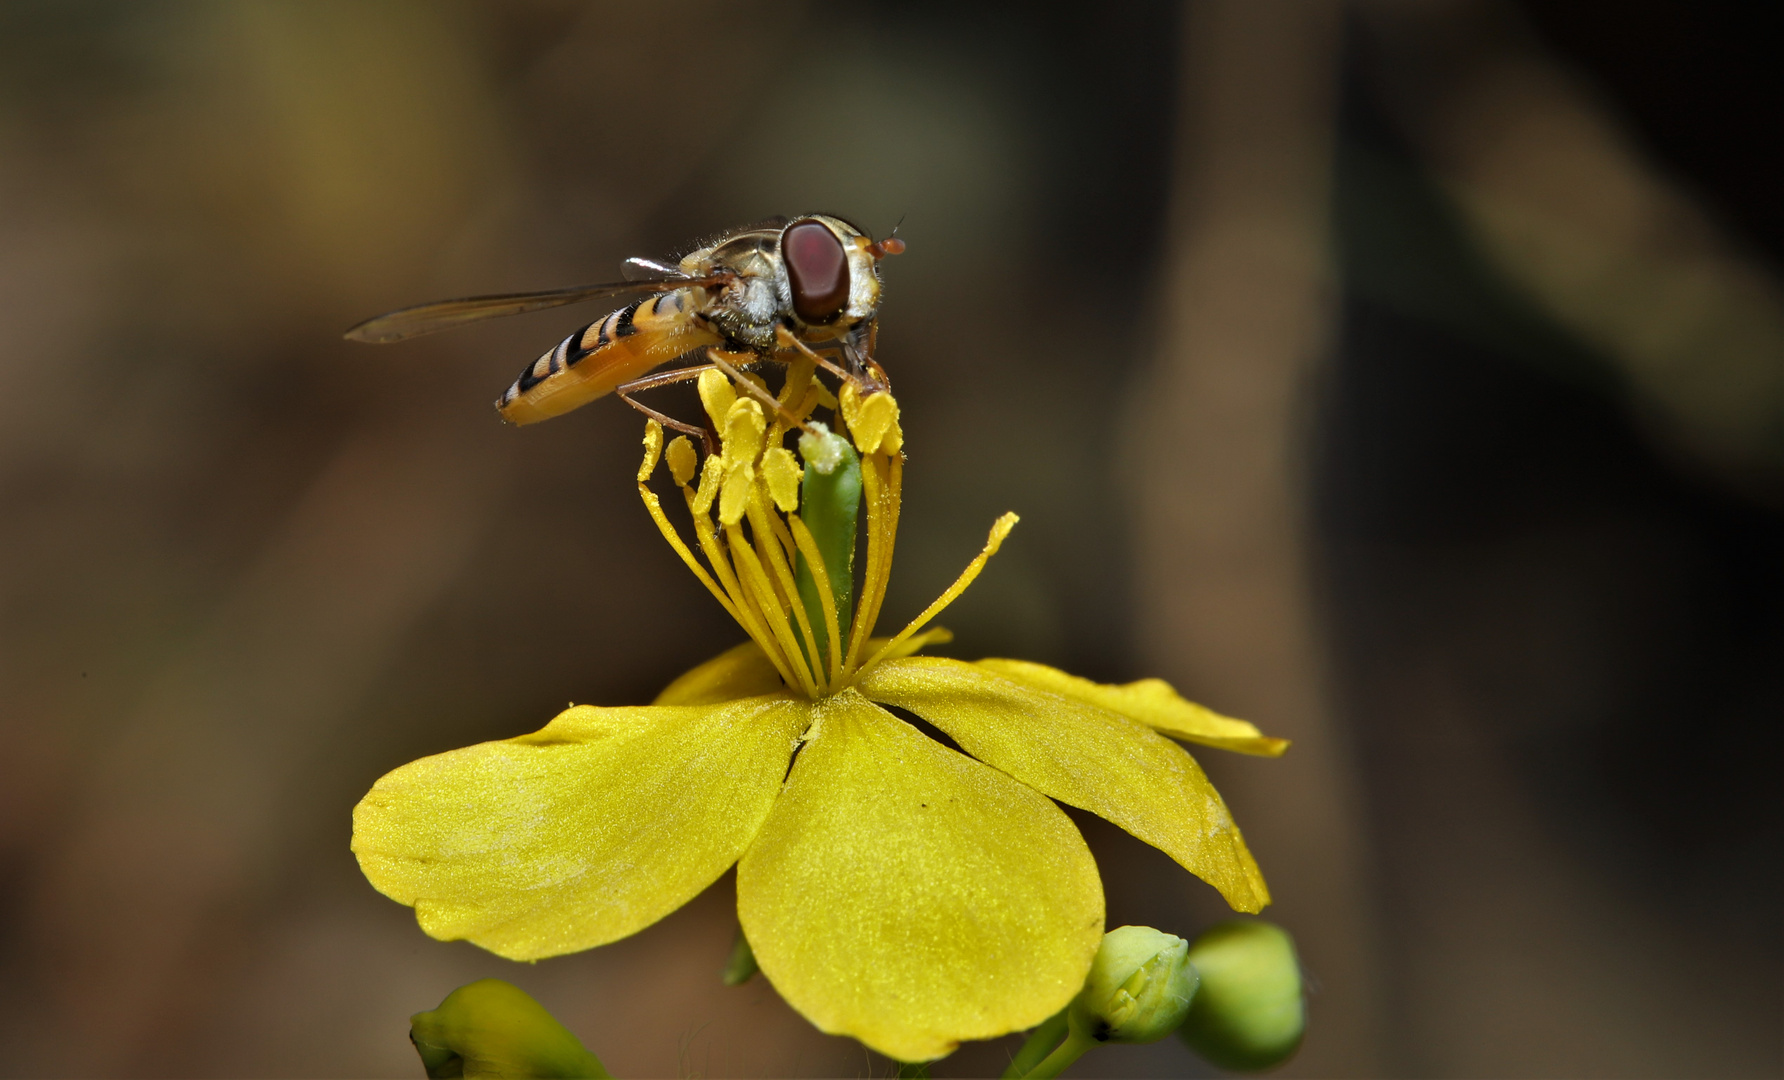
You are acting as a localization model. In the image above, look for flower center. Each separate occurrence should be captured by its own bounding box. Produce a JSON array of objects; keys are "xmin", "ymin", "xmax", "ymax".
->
[{"xmin": 636, "ymin": 352, "xmax": 1014, "ymax": 698}]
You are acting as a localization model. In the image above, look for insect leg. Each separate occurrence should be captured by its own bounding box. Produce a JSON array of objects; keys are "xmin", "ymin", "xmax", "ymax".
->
[
  {"xmin": 704, "ymin": 348, "xmax": 823, "ymax": 436},
  {"xmin": 774, "ymin": 326, "xmax": 875, "ymax": 393},
  {"xmin": 845, "ymin": 320, "xmax": 890, "ymax": 392},
  {"xmin": 618, "ymin": 362, "xmax": 718, "ymax": 394},
  {"xmin": 615, "ymin": 364, "xmax": 718, "ymax": 451}
]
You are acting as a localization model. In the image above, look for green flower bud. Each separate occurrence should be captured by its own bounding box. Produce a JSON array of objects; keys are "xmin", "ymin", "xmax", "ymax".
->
[
  {"xmin": 409, "ymin": 979, "xmax": 610, "ymax": 1079},
  {"xmin": 721, "ymin": 925, "xmax": 759, "ymax": 986},
  {"xmin": 1178, "ymin": 920, "xmax": 1305, "ymax": 1071},
  {"xmin": 1069, "ymin": 925, "xmax": 1198, "ymax": 1044}
]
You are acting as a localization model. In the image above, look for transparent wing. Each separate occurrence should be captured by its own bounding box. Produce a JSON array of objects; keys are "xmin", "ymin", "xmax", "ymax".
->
[
  {"xmin": 344, "ymin": 273, "xmax": 727, "ymax": 343},
  {"xmin": 623, "ymin": 257, "xmax": 682, "ymax": 281}
]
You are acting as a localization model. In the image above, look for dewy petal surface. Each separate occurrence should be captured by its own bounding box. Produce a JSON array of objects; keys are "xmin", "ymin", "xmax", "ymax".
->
[
  {"xmin": 859, "ymin": 657, "xmax": 1271, "ymax": 913},
  {"xmin": 353, "ymin": 695, "xmax": 808, "ymax": 961},
  {"xmin": 737, "ymin": 690, "xmax": 1103, "ymax": 1063},
  {"xmin": 972, "ymin": 658, "xmax": 1289, "ymax": 757}
]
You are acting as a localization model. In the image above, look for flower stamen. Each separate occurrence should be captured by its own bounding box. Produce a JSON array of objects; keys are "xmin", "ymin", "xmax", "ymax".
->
[
  {"xmin": 857, "ymin": 512, "xmax": 1018, "ymax": 678},
  {"xmin": 743, "ymin": 501, "xmax": 825, "ymax": 692},
  {"xmin": 707, "ymin": 348, "xmax": 825, "ymax": 437},
  {"xmin": 637, "ymin": 364, "xmax": 1021, "ymax": 698},
  {"xmin": 841, "ymin": 452, "xmax": 901, "ymax": 678},
  {"xmin": 787, "ymin": 514, "xmax": 844, "ymax": 684},
  {"xmin": 726, "ymin": 523, "xmax": 819, "ymax": 697}
]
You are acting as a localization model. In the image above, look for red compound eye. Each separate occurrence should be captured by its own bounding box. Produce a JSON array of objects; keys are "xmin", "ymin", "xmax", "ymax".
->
[{"xmin": 782, "ymin": 218, "xmax": 850, "ymax": 324}]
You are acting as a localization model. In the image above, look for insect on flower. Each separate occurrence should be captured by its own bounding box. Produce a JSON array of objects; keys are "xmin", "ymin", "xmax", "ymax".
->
[
  {"xmin": 352, "ymin": 353, "xmax": 1292, "ymax": 1062},
  {"xmin": 345, "ymin": 213, "xmax": 1292, "ymax": 1065},
  {"xmin": 343, "ymin": 215, "xmax": 904, "ymax": 433}
]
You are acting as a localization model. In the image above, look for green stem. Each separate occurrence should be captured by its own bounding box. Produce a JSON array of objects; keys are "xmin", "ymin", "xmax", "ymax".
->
[
  {"xmin": 794, "ymin": 429, "xmax": 859, "ymax": 669},
  {"xmin": 1020, "ymin": 1026, "xmax": 1098, "ymax": 1080},
  {"xmin": 894, "ymin": 1062, "xmax": 930, "ymax": 1079},
  {"xmin": 1002, "ymin": 1009, "xmax": 1069, "ymax": 1079}
]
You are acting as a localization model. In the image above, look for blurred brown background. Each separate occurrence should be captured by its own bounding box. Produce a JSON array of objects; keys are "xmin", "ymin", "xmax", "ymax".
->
[{"xmin": 0, "ymin": 1, "xmax": 1777, "ymax": 1076}]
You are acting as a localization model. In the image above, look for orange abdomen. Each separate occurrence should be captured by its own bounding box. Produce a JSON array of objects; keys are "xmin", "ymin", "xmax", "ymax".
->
[{"xmin": 496, "ymin": 290, "xmax": 723, "ymax": 425}]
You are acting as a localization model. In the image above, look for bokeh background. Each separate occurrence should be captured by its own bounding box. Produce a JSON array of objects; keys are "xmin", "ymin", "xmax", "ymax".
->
[{"xmin": 1, "ymin": 1, "xmax": 1778, "ymax": 1076}]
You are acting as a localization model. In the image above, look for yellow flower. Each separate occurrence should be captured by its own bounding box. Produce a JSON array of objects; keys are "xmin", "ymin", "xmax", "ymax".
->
[{"xmin": 351, "ymin": 357, "xmax": 1287, "ymax": 1063}]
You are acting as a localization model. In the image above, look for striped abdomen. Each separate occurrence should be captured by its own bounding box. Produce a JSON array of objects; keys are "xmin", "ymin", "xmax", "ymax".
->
[{"xmin": 495, "ymin": 290, "xmax": 723, "ymax": 425}]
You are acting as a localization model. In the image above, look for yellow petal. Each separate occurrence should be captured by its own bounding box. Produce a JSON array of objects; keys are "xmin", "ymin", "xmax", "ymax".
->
[
  {"xmin": 353, "ymin": 696, "xmax": 809, "ymax": 961},
  {"xmin": 652, "ymin": 641, "xmax": 785, "ymax": 705},
  {"xmin": 973, "ymin": 659, "xmax": 1289, "ymax": 757},
  {"xmin": 858, "ymin": 657, "xmax": 1271, "ymax": 913},
  {"xmin": 873, "ymin": 626, "xmax": 954, "ymax": 662},
  {"xmin": 737, "ymin": 690, "xmax": 1103, "ymax": 1062}
]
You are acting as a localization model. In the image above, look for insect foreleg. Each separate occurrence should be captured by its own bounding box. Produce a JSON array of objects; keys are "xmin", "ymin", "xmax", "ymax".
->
[
  {"xmin": 773, "ymin": 327, "xmax": 874, "ymax": 394},
  {"xmin": 842, "ymin": 320, "xmax": 889, "ymax": 392},
  {"xmin": 704, "ymin": 348, "xmax": 823, "ymax": 436}
]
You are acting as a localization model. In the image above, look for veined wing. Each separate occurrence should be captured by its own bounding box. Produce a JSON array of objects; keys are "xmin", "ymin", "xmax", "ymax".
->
[{"xmin": 344, "ymin": 273, "xmax": 729, "ymax": 343}]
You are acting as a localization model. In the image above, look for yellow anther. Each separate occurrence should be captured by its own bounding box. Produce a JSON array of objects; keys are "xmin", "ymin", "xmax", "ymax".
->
[
  {"xmin": 779, "ymin": 356, "xmax": 816, "ymax": 410},
  {"xmin": 692, "ymin": 454, "xmax": 723, "ymax": 516},
  {"xmin": 839, "ymin": 383, "xmax": 902, "ymax": 455},
  {"xmin": 762, "ymin": 447, "xmax": 803, "ymax": 513},
  {"xmin": 859, "ymin": 393, "xmax": 900, "ymax": 455},
  {"xmin": 638, "ymin": 420, "xmax": 664, "ymax": 482},
  {"xmin": 718, "ymin": 462, "xmax": 756, "ymax": 526},
  {"xmin": 698, "ymin": 368, "xmax": 736, "ymax": 428},
  {"xmin": 665, "ymin": 435, "xmax": 698, "ymax": 488},
  {"xmin": 839, "ymin": 381, "xmax": 863, "ymax": 438},
  {"xmin": 721, "ymin": 398, "xmax": 767, "ymax": 468},
  {"xmin": 878, "ymin": 412, "xmax": 905, "ymax": 456}
]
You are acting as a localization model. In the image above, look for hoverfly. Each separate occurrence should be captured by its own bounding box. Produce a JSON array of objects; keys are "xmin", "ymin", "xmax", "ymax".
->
[{"xmin": 345, "ymin": 215, "xmax": 903, "ymax": 437}]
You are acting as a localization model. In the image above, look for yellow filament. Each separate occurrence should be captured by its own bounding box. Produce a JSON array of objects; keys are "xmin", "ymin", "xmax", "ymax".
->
[
  {"xmin": 685, "ymin": 488, "xmax": 799, "ymax": 690},
  {"xmin": 843, "ymin": 453, "xmax": 903, "ymax": 677},
  {"xmin": 788, "ymin": 513, "xmax": 844, "ymax": 687},
  {"xmin": 727, "ymin": 523, "xmax": 818, "ymax": 697},
  {"xmin": 873, "ymin": 453, "xmax": 905, "ymax": 627},
  {"xmin": 747, "ymin": 501, "xmax": 826, "ymax": 692},
  {"xmin": 725, "ymin": 520, "xmax": 814, "ymax": 694},
  {"xmin": 636, "ymin": 485, "xmax": 740, "ymax": 625},
  {"xmin": 864, "ymin": 626, "xmax": 954, "ymax": 664},
  {"xmin": 856, "ymin": 512, "xmax": 1018, "ymax": 678},
  {"xmin": 841, "ymin": 455, "xmax": 888, "ymax": 676},
  {"xmin": 768, "ymin": 356, "xmax": 818, "ymax": 444},
  {"xmin": 762, "ymin": 511, "xmax": 809, "ymax": 603}
]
